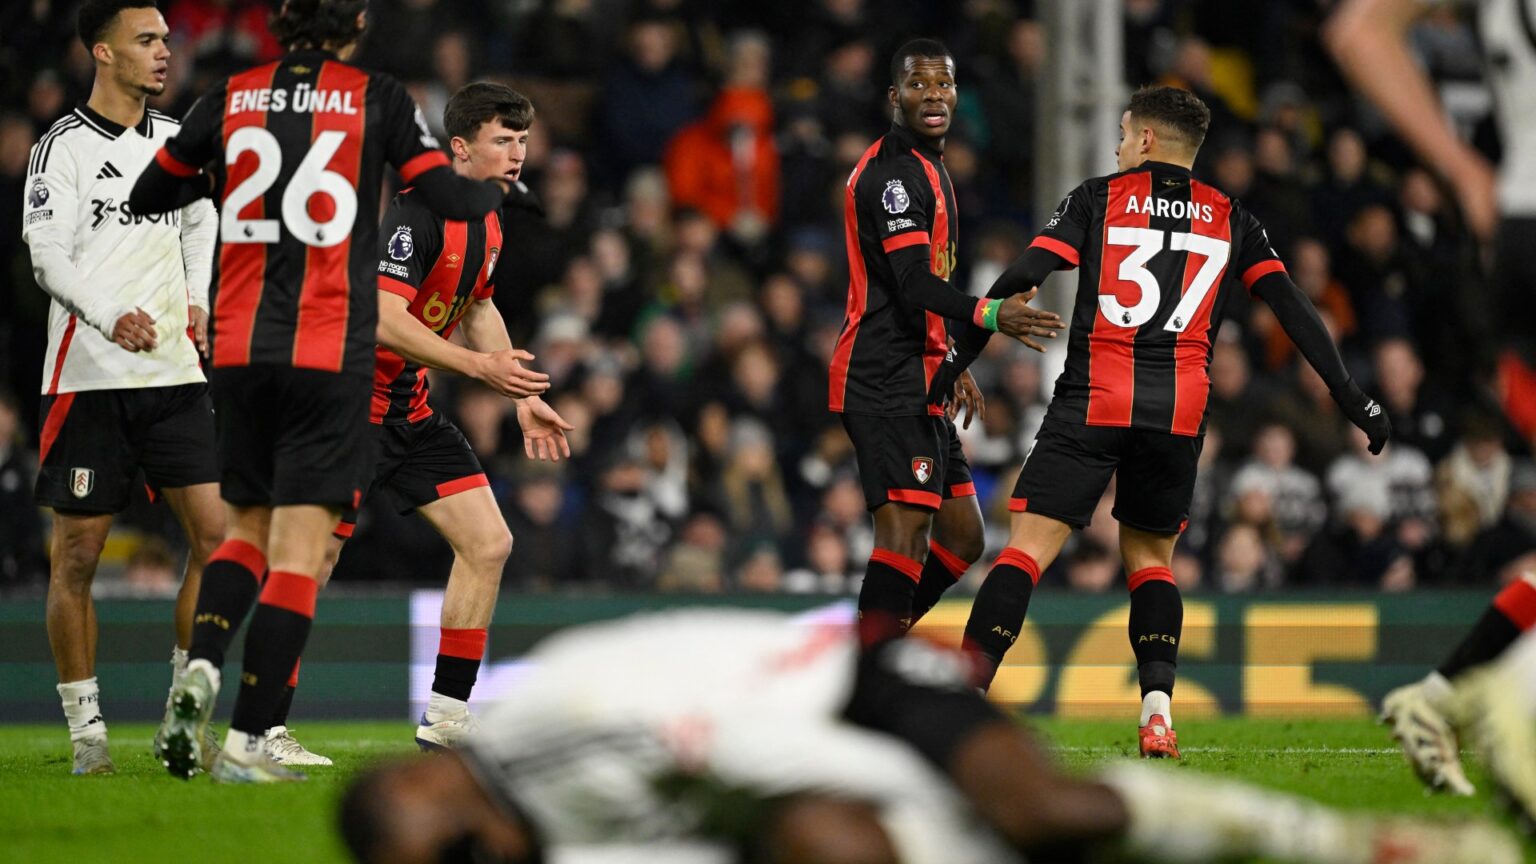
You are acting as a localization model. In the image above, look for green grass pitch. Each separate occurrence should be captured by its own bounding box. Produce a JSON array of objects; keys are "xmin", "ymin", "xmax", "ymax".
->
[{"xmin": 1, "ymin": 718, "xmax": 1531, "ymax": 863}]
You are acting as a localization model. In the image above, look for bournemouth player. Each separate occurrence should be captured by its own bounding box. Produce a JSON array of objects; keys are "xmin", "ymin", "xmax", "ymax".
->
[
  {"xmin": 129, "ymin": 0, "xmax": 516, "ymax": 782},
  {"xmin": 1327, "ymin": 0, "xmax": 1536, "ymax": 798},
  {"xmin": 262, "ymin": 82, "xmax": 571, "ymax": 765},
  {"xmin": 831, "ymin": 39, "xmax": 1064, "ymax": 646},
  {"xmin": 931, "ymin": 86, "xmax": 1392, "ymax": 757},
  {"xmin": 21, "ymin": 0, "xmax": 224, "ymax": 775},
  {"xmin": 337, "ymin": 610, "xmax": 1516, "ymax": 864}
]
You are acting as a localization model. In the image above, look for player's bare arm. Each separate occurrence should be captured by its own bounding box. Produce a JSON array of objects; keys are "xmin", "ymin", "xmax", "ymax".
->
[
  {"xmin": 453, "ymin": 298, "xmax": 571, "ymax": 460},
  {"xmin": 1325, "ymin": 0, "xmax": 1497, "ymax": 239},
  {"xmin": 376, "ymin": 292, "xmax": 548, "ymax": 398}
]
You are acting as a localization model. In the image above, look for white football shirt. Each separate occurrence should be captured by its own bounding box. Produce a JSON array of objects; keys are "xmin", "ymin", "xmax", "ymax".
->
[{"xmin": 21, "ymin": 104, "xmax": 215, "ymax": 395}]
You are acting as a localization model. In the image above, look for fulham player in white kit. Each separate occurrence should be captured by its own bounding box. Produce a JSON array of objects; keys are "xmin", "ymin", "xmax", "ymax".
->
[
  {"xmin": 21, "ymin": 0, "xmax": 224, "ymax": 775},
  {"xmin": 338, "ymin": 611, "xmax": 1517, "ymax": 864}
]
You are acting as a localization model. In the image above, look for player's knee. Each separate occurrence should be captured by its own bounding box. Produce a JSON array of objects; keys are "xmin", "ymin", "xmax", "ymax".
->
[
  {"xmin": 763, "ymin": 797, "xmax": 899, "ymax": 864},
  {"xmin": 942, "ymin": 530, "xmax": 984, "ymax": 565},
  {"xmin": 460, "ymin": 528, "xmax": 512, "ymax": 573}
]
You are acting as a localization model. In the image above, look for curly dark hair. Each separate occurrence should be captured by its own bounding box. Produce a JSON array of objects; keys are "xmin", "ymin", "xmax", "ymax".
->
[
  {"xmin": 270, "ymin": 0, "xmax": 368, "ymax": 51},
  {"xmin": 1127, "ymin": 85, "xmax": 1211, "ymax": 152}
]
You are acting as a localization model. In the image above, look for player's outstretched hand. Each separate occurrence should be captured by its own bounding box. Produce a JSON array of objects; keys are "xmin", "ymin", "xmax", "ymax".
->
[
  {"xmin": 994, "ymin": 288, "xmax": 1063, "ymax": 352},
  {"xmin": 480, "ymin": 349, "xmax": 550, "ymax": 398},
  {"xmin": 952, "ymin": 369, "xmax": 985, "ymax": 429},
  {"xmin": 1334, "ymin": 380, "xmax": 1392, "ymax": 455},
  {"xmin": 111, "ymin": 307, "xmax": 158, "ymax": 353},
  {"xmin": 516, "ymin": 395, "xmax": 575, "ymax": 462},
  {"xmin": 188, "ymin": 305, "xmax": 210, "ymax": 358}
]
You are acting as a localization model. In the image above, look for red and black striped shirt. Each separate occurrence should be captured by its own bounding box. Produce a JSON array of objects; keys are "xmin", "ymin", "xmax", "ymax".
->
[
  {"xmin": 155, "ymin": 49, "xmax": 450, "ymax": 376},
  {"xmin": 373, "ymin": 189, "xmax": 502, "ymax": 425},
  {"xmin": 1032, "ymin": 161, "xmax": 1285, "ymax": 436},
  {"xmin": 829, "ymin": 124, "xmax": 957, "ymax": 417}
]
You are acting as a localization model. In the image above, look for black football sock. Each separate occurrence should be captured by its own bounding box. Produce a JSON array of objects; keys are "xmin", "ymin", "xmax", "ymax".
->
[
  {"xmin": 856, "ymin": 549, "xmax": 923, "ymax": 645},
  {"xmin": 230, "ymin": 571, "xmax": 317, "ymax": 736},
  {"xmin": 1439, "ymin": 576, "xmax": 1536, "ymax": 679},
  {"xmin": 189, "ymin": 539, "xmax": 266, "ymax": 669},
  {"xmin": 962, "ymin": 548, "xmax": 1040, "ymax": 690},
  {"xmin": 433, "ymin": 628, "xmax": 487, "ymax": 703},
  {"xmin": 911, "ymin": 539, "xmax": 971, "ymax": 624},
  {"xmin": 1127, "ymin": 568, "xmax": 1182, "ymax": 699}
]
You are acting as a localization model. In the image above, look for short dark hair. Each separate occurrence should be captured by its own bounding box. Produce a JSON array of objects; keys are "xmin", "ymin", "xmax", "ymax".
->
[
  {"xmin": 270, "ymin": 0, "xmax": 368, "ymax": 51},
  {"xmin": 889, "ymin": 38, "xmax": 953, "ymax": 86},
  {"xmin": 1127, "ymin": 85, "xmax": 1211, "ymax": 152},
  {"xmin": 443, "ymin": 81, "xmax": 535, "ymax": 142},
  {"xmin": 77, "ymin": 0, "xmax": 157, "ymax": 51}
]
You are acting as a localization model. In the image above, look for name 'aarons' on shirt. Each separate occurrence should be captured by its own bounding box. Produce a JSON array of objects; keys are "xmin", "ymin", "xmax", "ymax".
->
[
  {"xmin": 1123, "ymin": 195, "xmax": 1214, "ymax": 223},
  {"xmin": 227, "ymin": 84, "xmax": 358, "ymax": 116}
]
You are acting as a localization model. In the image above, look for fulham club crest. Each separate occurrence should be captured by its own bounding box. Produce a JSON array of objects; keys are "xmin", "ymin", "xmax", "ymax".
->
[
  {"xmin": 70, "ymin": 468, "xmax": 94, "ymax": 499},
  {"xmin": 911, "ymin": 457, "xmax": 934, "ymax": 485}
]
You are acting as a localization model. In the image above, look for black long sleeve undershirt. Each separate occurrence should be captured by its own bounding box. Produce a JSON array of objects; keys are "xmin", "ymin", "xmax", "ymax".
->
[
  {"xmin": 887, "ymin": 245, "xmax": 982, "ymax": 323},
  {"xmin": 950, "ymin": 245, "xmax": 1071, "ymax": 369},
  {"xmin": 130, "ymin": 162, "xmax": 505, "ymax": 222},
  {"xmin": 129, "ymin": 162, "xmax": 213, "ymax": 214},
  {"xmin": 1250, "ymin": 270, "xmax": 1351, "ymax": 393}
]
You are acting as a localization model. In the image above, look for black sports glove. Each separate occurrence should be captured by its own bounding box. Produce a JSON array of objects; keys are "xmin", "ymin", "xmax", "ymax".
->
[
  {"xmin": 503, "ymin": 180, "xmax": 545, "ymax": 217},
  {"xmin": 1333, "ymin": 379, "xmax": 1393, "ymax": 455},
  {"xmin": 927, "ymin": 347, "xmax": 966, "ymax": 410}
]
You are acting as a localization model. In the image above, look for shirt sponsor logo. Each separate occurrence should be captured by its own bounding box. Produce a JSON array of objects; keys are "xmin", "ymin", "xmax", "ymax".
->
[
  {"xmin": 28, "ymin": 177, "xmax": 48, "ymax": 208},
  {"xmin": 882, "ymin": 179, "xmax": 910, "ymax": 214},
  {"xmin": 388, "ymin": 225, "xmax": 414, "ymax": 261}
]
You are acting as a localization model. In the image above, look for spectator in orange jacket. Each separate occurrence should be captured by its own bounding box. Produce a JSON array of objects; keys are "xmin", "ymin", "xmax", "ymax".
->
[{"xmin": 664, "ymin": 76, "xmax": 780, "ymax": 244}]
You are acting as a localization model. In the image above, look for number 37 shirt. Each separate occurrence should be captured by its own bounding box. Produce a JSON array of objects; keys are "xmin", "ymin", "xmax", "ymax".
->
[
  {"xmin": 153, "ymin": 48, "xmax": 450, "ymax": 376},
  {"xmin": 1031, "ymin": 161, "xmax": 1285, "ymax": 437}
]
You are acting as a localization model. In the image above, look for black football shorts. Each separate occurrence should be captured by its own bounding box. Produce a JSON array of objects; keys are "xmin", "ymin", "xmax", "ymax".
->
[
  {"xmin": 35, "ymin": 382, "xmax": 219, "ymax": 513},
  {"xmin": 334, "ymin": 411, "xmax": 487, "ymax": 538},
  {"xmin": 842, "ymin": 412, "xmax": 974, "ymax": 512},
  {"xmin": 1011, "ymin": 416, "xmax": 1202, "ymax": 534},
  {"xmin": 210, "ymin": 366, "xmax": 372, "ymax": 509}
]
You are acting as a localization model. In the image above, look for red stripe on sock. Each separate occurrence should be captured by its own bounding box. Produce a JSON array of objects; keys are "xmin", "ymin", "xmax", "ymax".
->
[
  {"xmin": 870, "ymin": 548, "xmax": 924, "ymax": 584},
  {"xmin": 928, "ymin": 540, "xmax": 969, "ymax": 579},
  {"xmin": 209, "ymin": 539, "xmax": 266, "ymax": 583},
  {"xmin": 1127, "ymin": 566, "xmax": 1176, "ymax": 593},
  {"xmin": 439, "ymin": 628, "xmax": 487, "ymax": 660},
  {"xmin": 288, "ymin": 658, "xmax": 301, "ymax": 688},
  {"xmin": 1493, "ymin": 577, "xmax": 1536, "ymax": 631},
  {"xmin": 259, "ymin": 571, "xmax": 318, "ymax": 618},
  {"xmin": 994, "ymin": 547, "xmax": 1041, "ymax": 585}
]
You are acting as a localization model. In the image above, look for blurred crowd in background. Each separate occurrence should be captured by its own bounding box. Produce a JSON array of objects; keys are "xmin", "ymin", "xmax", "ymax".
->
[{"xmin": 1, "ymin": 0, "xmax": 1532, "ymax": 597}]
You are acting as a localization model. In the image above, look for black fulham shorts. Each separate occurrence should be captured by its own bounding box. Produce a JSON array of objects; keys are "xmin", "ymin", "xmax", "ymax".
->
[
  {"xmin": 335, "ymin": 411, "xmax": 487, "ymax": 538},
  {"xmin": 1011, "ymin": 416, "xmax": 1203, "ymax": 534},
  {"xmin": 209, "ymin": 366, "xmax": 372, "ymax": 509},
  {"xmin": 35, "ymin": 382, "xmax": 219, "ymax": 513},
  {"xmin": 842, "ymin": 412, "xmax": 974, "ymax": 512}
]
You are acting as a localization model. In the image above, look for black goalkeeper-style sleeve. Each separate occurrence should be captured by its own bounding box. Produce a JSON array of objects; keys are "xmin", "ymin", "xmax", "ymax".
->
[
  {"xmin": 1250, "ymin": 271, "xmax": 1349, "ymax": 392},
  {"xmin": 129, "ymin": 160, "xmax": 213, "ymax": 214}
]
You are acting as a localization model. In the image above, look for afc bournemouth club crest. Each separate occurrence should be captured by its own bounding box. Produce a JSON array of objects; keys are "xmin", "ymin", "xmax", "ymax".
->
[
  {"xmin": 911, "ymin": 457, "xmax": 934, "ymax": 485},
  {"xmin": 70, "ymin": 468, "xmax": 94, "ymax": 499}
]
